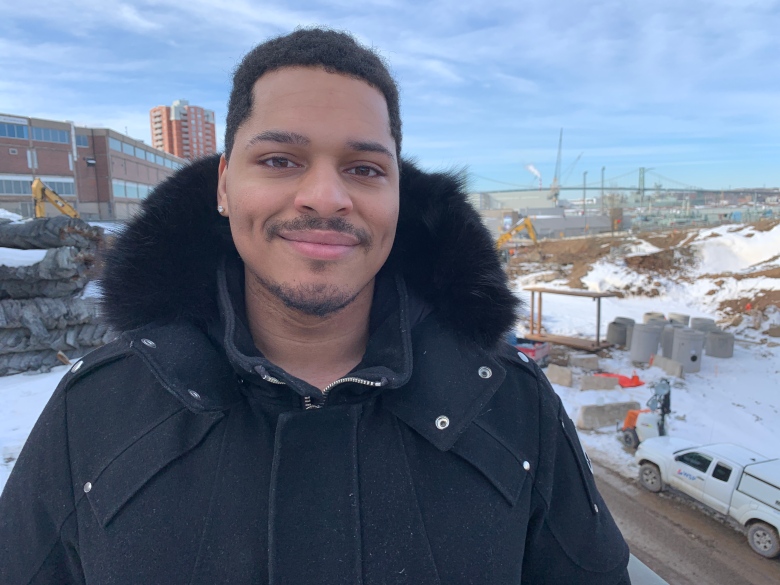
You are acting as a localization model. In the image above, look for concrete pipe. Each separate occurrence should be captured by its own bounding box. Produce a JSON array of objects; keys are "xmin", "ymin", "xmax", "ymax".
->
[
  {"xmin": 643, "ymin": 312, "xmax": 666, "ymax": 324},
  {"xmin": 630, "ymin": 324, "xmax": 663, "ymax": 364},
  {"xmin": 668, "ymin": 313, "xmax": 690, "ymax": 326},
  {"xmin": 690, "ymin": 317, "xmax": 718, "ymax": 332},
  {"xmin": 705, "ymin": 330, "xmax": 735, "ymax": 358},
  {"xmin": 607, "ymin": 322, "xmax": 628, "ymax": 347},
  {"xmin": 661, "ymin": 323, "xmax": 684, "ymax": 358},
  {"xmin": 672, "ymin": 328, "xmax": 706, "ymax": 373},
  {"xmin": 615, "ymin": 317, "xmax": 635, "ymax": 350}
]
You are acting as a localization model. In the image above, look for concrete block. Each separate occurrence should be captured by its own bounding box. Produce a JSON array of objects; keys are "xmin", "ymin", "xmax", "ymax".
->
[
  {"xmin": 546, "ymin": 364, "xmax": 573, "ymax": 387},
  {"xmin": 575, "ymin": 401, "xmax": 641, "ymax": 431},
  {"xmin": 570, "ymin": 354, "xmax": 600, "ymax": 371},
  {"xmin": 650, "ymin": 354, "xmax": 684, "ymax": 378},
  {"xmin": 580, "ymin": 375, "xmax": 620, "ymax": 390}
]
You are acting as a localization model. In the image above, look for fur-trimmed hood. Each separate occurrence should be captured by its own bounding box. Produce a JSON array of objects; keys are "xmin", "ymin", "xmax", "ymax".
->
[{"xmin": 99, "ymin": 155, "xmax": 519, "ymax": 347}]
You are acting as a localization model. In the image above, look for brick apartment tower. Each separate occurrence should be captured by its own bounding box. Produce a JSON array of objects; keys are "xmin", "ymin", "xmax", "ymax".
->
[{"xmin": 150, "ymin": 99, "xmax": 217, "ymax": 160}]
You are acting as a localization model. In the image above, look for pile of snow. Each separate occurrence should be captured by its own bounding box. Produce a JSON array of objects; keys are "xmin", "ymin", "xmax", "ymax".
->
[
  {"xmin": 689, "ymin": 224, "xmax": 780, "ymax": 276},
  {"xmin": 0, "ymin": 248, "xmax": 48, "ymax": 268},
  {"xmin": 0, "ymin": 210, "xmax": 23, "ymax": 222}
]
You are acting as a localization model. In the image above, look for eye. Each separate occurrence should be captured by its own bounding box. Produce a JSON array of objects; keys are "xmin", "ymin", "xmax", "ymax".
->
[
  {"xmin": 347, "ymin": 165, "xmax": 383, "ymax": 177},
  {"xmin": 261, "ymin": 157, "xmax": 299, "ymax": 168}
]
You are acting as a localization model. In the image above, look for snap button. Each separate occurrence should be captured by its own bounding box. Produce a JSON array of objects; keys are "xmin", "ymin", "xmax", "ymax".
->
[
  {"xmin": 478, "ymin": 366, "xmax": 492, "ymax": 379},
  {"xmin": 141, "ymin": 338, "xmax": 156, "ymax": 348},
  {"xmin": 83, "ymin": 482, "xmax": 92, "ymax": 493},
  {"xmin": 517, "ymin": 351, "xmax": 529, "ymax": 363},
  {"xmin": 523, "ymin": 461, "xmax": 531, "ymax": 471},
  {"xmin": 70, "ymin": 360, "xmax": 83, "ymax": 373},
  {"xmin": 435, "ymin": 416, "xmax": 450, "ymax": 430},
  {"xmin": 188, "ymin": 390, "xmax": 201, "ymax": 400},
  {"xmin": 593, "ymin": 504, "xmax": 599, "ymax": 513}
]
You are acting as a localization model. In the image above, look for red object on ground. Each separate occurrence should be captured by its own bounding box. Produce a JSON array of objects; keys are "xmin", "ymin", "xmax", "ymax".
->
[{"xmin": 594, "ymin": 372, "xmax": 645, "ymax": 388}]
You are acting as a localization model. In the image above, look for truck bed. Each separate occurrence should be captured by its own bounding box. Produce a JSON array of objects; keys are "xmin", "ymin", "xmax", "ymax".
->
[{"xmin": 739, "ymin": 459, "xmax": 780, "ymax": 512}]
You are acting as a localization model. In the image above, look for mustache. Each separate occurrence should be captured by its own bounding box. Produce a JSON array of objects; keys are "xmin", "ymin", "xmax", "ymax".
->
[{"xmin": 266, "ymin": 216, "xmax": 373, "ymax": 248}]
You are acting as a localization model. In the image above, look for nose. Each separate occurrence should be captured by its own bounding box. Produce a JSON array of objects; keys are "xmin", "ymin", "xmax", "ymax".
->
[{"xmin": 294, "ymin": 162, "xmax": 353, "ymax": 217}]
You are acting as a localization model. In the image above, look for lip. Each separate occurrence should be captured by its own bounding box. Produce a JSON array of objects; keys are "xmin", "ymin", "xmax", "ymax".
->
[{"xmin": 279, "ymin": 230, "xmax": 360, "ymax": 261}]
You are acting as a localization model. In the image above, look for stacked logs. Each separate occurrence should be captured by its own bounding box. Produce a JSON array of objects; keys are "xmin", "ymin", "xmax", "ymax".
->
[{"xmin": 0, "ymin": 217, "xmax": 116, "ymax": 376}]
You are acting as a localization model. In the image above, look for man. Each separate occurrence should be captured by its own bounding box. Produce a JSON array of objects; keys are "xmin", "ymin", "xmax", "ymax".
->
[{"xmin": 0, "ymin": 29, "xmax": 631, "ymax": 584}]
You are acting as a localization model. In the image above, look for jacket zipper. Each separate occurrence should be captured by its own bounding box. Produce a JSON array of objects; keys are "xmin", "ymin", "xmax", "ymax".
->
[{"xmin": 259, "ymin": 369, "xmax": 386, "ymax": 410}]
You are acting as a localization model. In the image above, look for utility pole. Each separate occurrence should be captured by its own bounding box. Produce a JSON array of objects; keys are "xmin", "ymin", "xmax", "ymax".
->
[
  {"xmin": 601, "ymin": 166, "xmax": 605, "ymax": 214},
  {"xmin": 582, "ymin": 171, "xmax": 588, "ymax": 216}
]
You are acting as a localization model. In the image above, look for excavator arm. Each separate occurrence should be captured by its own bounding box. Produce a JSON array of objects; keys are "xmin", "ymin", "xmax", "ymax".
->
[
  {"xmin": 496, "ymin": 216, "xmax": 538, "ymax": 249},
  {"xmin": 32, "ymin": 178, "xmax": 80, "ymax": 218}
]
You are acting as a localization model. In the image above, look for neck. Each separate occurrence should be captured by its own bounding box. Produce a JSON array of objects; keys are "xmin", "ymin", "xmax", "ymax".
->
[{"xmin": 244, "ymin": 273, "xmax": 374, "ymax": 391}]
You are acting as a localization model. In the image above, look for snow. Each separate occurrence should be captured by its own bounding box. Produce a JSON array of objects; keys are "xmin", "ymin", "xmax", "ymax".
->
[
  {"xmin": 690, "ymin": 224, "xmax": 780, "ymax": 275},
  {"xmin": 0, "ymin": 210, "xmax": 23, "ymax": 222},
  {"xmin": 1, "ymin": 222, "xmax": 779, "ymax": 493},
  {"xmin": 0, "ymin": 366, "xmax": 70, "ymax": 488},
  {"xmin": 0, "ymin": 247, "xmax": 47, "ymax": 267}
]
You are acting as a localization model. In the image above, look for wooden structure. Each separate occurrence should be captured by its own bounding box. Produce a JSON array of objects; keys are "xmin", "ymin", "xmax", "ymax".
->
[{"xmin": 525, "ymin": 286, "xmax": 618, "ymax": 351}]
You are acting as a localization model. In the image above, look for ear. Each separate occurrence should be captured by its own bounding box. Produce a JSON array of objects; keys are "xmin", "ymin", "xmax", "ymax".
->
[{"xmin": 217, "ymin": 154, "xmax": 229, "ymax": 215}]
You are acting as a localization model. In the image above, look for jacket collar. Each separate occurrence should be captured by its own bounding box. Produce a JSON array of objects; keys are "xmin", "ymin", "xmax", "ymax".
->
[
  {"xmin": 212, "ymin": 255, "xmax": 416, "ymax": 402},
  {"xmin": 99, "ymin": 155, "xmax": 520, "ymax": 349}
]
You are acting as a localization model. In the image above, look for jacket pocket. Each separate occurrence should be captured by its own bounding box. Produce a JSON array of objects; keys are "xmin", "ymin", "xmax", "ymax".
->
[
  {"xmin": 84, "ymin": 408, "xmax": 223, "ymax": 527},
  {"xmin": 541, "ymin": 404, "xmax": 628, "ymax": 573},
  {"xmin": 450, "ymin": 421, "xmax": 530, "ymax": 506}
]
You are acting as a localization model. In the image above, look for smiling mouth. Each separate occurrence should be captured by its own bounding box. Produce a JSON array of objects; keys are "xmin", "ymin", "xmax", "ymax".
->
[{"xmin": 279, "ymin": 230, "xmax": 360, "ymax": 260}]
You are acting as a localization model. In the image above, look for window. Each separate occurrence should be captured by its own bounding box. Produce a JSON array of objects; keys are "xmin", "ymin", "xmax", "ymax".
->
[
  {"xmin": 109, "ymin": 137, "xmax": 122, "ymax": 151},
  {"xmin": 8, "ymin": 148, "xmax": 17, "ymax": 155},
  {"xmin": 112, "ymin": 179, "xmax": 126, "ymax": 198},
  {"xmin": 126, "ymin": 183, "xmax": 139, "ymax": 198},
  {"xmin": 32, "ymin": 127, "xmax": 69, "ymax": 143},
  {"xmin": 122, "ymin": 142, "xmax": 134, "ymax": 156},
  {"xmin": 135, "ymin": 147, "xmax": 146, "ymax": 160},
  {"xmin": 76, "ymin": 135, "xmax": 89, "ymax": 148},
  {"xmin": 712, "ymin": 464, "xmax": 732, "ymax": 482},
  {"xmin": 155, "ymin": 154, "xmax": 164, "ymax": 166},
  {"xmin": 0, "ymin": 179, "xmax": 34, "ymax": 196},
  {"xmin": 146, "ymin": 151, "xmax": 155, "ymax": 163},
  {"xmin": 675, "ymin": 452, "xmax": 713, "ymax": 473},
  {"xmin": 0, "ymin": 122, "xmax": 29, "ymax": 139},
  {"xmin": 164, "ymin": 159, "xmax": 173, "ymax": 169}
]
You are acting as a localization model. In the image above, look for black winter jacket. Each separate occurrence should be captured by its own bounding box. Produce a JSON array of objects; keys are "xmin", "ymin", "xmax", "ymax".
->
[{"xmin": 0, "ymin": 156, "xmax": 631, "ymax": 584}]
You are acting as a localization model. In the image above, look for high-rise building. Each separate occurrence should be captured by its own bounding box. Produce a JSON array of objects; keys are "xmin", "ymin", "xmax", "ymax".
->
[
  {"xmin": 0, "ymin": 112, "xmax": 186, "ymax": 220},
  {"xmin": 150, "ymin": 99, "xmax": 217, "ymax": 160}
]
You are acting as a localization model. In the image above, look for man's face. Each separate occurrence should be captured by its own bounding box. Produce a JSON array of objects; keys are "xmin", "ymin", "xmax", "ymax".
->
[{"xmin": 218, "ymin": 67, "xmax": 400, "ymax": 317}]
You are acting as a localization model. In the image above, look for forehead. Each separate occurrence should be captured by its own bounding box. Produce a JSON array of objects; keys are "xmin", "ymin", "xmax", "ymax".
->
[{"xmin": 244, "ymin": 67, "xmax": 393, "ymax": 141}]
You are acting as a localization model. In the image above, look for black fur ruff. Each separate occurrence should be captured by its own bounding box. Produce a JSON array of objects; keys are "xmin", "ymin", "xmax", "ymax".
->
[{"xmin": 98, "ymin": 155, "xmax": 521, "ymax": 348}]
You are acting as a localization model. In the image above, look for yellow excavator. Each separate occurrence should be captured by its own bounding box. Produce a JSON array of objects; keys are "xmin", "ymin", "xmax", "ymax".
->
[
  {"xmin": 32, "ymin": 178, "xmax": 80, "ymax": 219},
  {"xmin": 496, "ymin": 216, "xmax": 538, "ymax": 249},
  {"xmin": 496, "ymin": 216, "xmax": 541, "ymax": 267}
]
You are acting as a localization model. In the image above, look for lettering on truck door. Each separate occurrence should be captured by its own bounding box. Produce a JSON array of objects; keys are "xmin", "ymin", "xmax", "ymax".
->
[
  {"xmin": 672, "ymin": 451, "xmax": 713, "ymax": 500},
  {"xmin": 702, "ymin": 461, "xmax": 736, "ymax": 514}
]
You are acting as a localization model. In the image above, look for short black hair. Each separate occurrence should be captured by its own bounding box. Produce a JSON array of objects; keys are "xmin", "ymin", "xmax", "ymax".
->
[{"xmin": 225, "ymin": 28, "xmax": 401, "ymax": 160}]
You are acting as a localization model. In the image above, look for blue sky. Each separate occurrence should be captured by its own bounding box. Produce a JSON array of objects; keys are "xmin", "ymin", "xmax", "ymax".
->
[{"xmin": 2, "ymin": 0, "xmax": 779, "ymax": 194}]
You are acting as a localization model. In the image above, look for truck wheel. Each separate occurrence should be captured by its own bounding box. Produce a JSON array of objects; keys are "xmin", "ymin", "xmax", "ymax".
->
[
  {"xmin": 639, "ymin": 463, "xmax": 664, "ymax": 493},
  {"xmin": 621, "ymin": 429, "xmax": 640, "ymax": 449},
  {"xmin": 747, "ymin": 522, "xmax": 780, "ymax": 558}
]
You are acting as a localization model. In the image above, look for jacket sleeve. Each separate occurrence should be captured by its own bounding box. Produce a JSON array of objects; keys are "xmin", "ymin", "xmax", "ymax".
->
[
  {"xmin": 0, "ymin": 381, "xmax": 85, "ymax": 584},
  {"xmin": 521, "ymin": 370, "xmax": 631, "ymax": 585}
]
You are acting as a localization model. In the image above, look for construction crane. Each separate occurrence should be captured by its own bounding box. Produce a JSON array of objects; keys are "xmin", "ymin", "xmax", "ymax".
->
[
  {"xmin": 547, "ymin": 129, "xmax": 582, "ymax": 205},
  {"xmin": 31, "ymin": 178, "xmax": 80, "ymax": 219}
]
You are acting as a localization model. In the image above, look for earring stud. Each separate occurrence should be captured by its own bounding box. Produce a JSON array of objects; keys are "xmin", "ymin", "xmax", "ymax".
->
[{"xmin": 217, "ymin": 205, "xmax": 225, "ymax": 213}]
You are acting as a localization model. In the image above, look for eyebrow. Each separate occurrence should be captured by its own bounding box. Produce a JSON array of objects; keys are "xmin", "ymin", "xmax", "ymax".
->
[
  {"xmin": 347, "ymin": 140, "xmax": 396, "ymax": 161},
  {"xmin": 247, "ymin": 130, "xmax": 310, "ymax": 148}
]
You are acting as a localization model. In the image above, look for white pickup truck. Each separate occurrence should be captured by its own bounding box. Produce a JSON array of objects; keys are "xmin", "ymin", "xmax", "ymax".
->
[{"xmin": 635, "ymin": 437, "xmax": 780, "ymax": 558}]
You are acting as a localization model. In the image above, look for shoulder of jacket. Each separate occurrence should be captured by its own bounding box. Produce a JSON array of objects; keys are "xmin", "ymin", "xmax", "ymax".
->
[
  {"xmin": 58, "ymin": 336, "xmax": 134, "ymax": 391},
  {"xmin": 60, "ymin": 321, "xmax": 241, "ymax": 413}
]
